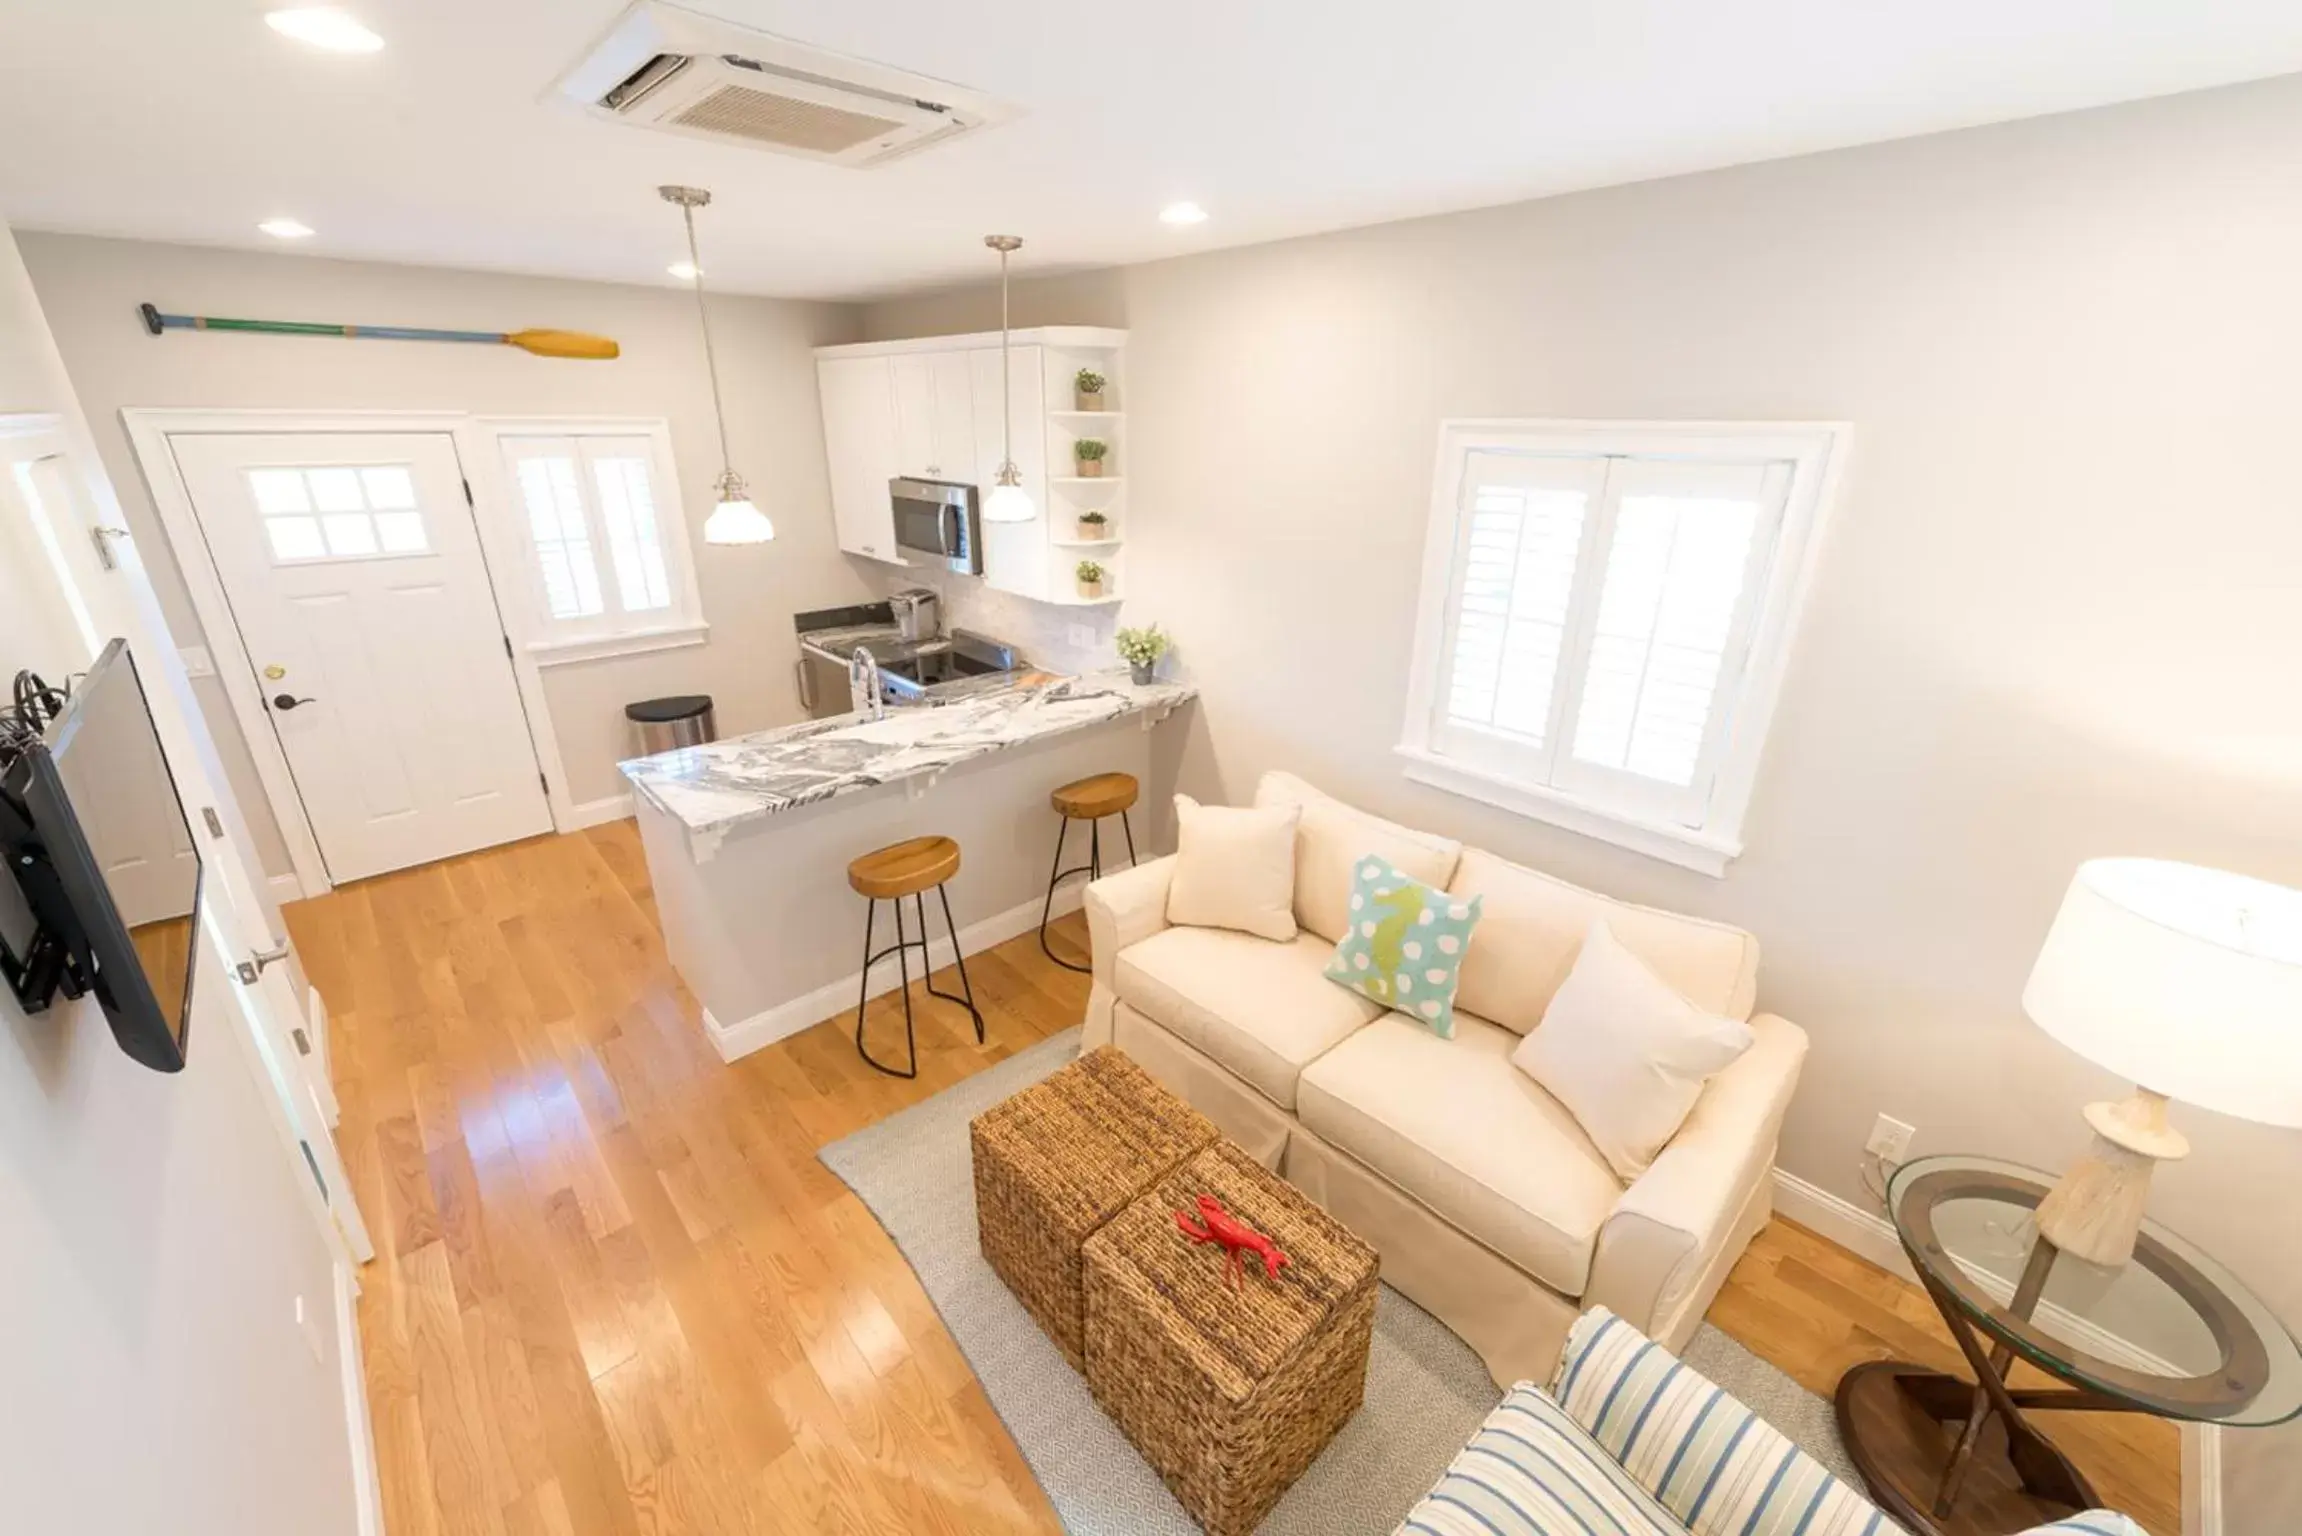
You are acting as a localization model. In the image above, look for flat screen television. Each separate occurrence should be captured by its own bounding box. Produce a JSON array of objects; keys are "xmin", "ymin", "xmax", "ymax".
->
[{"xmin": 0, "ymin": 639, "xmax": 202, "ymax": 1071}]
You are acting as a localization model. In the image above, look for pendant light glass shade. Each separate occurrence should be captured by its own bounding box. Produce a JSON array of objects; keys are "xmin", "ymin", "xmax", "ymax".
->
[
  {"xmin": 981, "ymin": 234, "xmax": 1035, "ymax": 524},
  {"xmin": 703, "ymin": 471, "xmax": 774, "ymax": 545},
  {"xmin": 983, "ymin": 470, "xmax": 1033, "ymax": 525},
  {"xmin": 662, "ymin": 185, "xmax": 773, "ymax": 547}
]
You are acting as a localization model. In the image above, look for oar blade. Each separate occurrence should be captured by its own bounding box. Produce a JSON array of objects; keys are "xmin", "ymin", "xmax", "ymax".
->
[{"xmin": 506, "ymin": 328, "xmax": 621, "ymax": 360}]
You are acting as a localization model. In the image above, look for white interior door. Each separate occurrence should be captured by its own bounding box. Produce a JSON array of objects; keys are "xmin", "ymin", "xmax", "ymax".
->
[
  {"xmin": 4, "ymin": 416, "xmax": 370, "ymax": 1266},
  {"xmin": 169, "ymin": 431, "xmax": 550, "ymax": 884}
]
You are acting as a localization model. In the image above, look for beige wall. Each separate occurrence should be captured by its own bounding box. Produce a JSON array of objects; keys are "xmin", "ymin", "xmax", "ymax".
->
[
  {"xmin": 869, "ymin": 75, "xmax": 2302, "ymax": 1508},
  {"xmin": 18, "ymin": 233, "xmax": 870, "ymax": 874},
  {"xmin": 1, "ymin": 222, "xmax": 362, "ymax": 1535}
]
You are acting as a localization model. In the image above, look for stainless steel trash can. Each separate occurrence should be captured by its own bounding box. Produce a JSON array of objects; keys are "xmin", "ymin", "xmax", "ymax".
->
[{"xmin": 626, "ymin": 694, "xmax": 716, "ymax": 755}]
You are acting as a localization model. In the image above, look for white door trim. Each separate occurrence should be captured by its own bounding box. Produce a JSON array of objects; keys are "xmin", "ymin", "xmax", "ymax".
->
[{"xmin": 121, "ymin": 407, "xmax": 591, "ymax": 893}]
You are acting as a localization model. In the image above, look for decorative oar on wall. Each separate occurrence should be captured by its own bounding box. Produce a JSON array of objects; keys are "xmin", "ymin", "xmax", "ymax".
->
[{"xmin": 137, "ymin": 302, "xmax": 619, "ymax": 360}]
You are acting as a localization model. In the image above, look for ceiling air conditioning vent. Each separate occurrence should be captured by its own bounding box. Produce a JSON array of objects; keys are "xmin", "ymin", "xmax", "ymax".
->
[{"xmin": 552, "ymin": 2, "xmax": 1017, "ymax": 168}]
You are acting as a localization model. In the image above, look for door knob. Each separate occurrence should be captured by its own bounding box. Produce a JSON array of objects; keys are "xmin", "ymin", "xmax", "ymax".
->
[
  {"xmin": 233, "ymin": 940, "xmax": 293, "ymax": 985},
  {"xmin": 271, "ymin": 693, "xmax": 316, "ymax": 711}
]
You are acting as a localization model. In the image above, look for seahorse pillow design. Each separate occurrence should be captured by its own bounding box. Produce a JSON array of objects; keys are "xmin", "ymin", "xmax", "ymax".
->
[{"xmin": 1322, "ymin": 856, "xmax": 1483, "ymax": 1038}]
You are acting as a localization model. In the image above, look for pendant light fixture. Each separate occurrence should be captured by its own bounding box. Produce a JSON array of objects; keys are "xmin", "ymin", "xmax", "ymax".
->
[
  {"xmin": 981, "ymin": 234, "xmax": 1035, "ymax": 524},
  {"xmin": 660, "ymin": 185, "xmax": 774, "ymax": 546}
]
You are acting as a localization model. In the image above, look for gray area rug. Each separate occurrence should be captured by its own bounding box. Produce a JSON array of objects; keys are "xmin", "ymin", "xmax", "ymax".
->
[{"xmin": 820, "ymin": 1028, "xmax": 1860, "ymax": 1532}]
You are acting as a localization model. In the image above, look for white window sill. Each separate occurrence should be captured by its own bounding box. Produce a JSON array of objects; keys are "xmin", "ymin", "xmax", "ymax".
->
[
  {"xmin": 526, "ymin": 621, "xmax": 709, "ymax": 667},
  {"xmin": 1394, "ymin": 744, "xmax": 1743, "ymax": 877}
]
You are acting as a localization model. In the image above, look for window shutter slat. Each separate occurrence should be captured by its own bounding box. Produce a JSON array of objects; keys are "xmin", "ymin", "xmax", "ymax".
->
[
  {"xmin": 512, "ymin": 450, "xmax": 604, "ymax": 620},
  {"xmin": 1440, "ymin": 475, "xmax": 1592, "ymax": 749},
  {"xmin": 1569, "ymin": 470, "xmax": 1768, "ymax": 791},
  {"xmin": 590, "ymin": 451, "xmax": 672, "ymax": 615}
]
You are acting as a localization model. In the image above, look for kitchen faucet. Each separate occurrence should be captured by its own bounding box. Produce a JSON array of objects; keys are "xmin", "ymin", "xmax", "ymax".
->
[{"xmin": 848, "ymin": 646, "xmax": 885, "ymax": 720}]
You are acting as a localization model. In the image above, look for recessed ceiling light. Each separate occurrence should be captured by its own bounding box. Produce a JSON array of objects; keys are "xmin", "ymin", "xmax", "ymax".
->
[
  {"xmin": 258, "ymin": 218, "xmax": 316, "ymax": 240},
  {"xmin": 1159, "ymin": 201, "xmax": 1209, "ymax": 226},
  {"xmin": 264, "ymin": 8, "xmax": 384, "ymax": 53},
  {"xmin": 668, "ymin": 262, "xmax": 701, "ymax": 281}
]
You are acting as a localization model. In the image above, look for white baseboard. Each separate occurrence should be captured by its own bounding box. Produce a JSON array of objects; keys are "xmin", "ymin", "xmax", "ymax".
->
[
  {"xmin": 702, "ymin": 885, "xmax": 1084, "ymax": 1063},
  {"xmin": 267, "ymin": 871, "xmax": 306, "ymax": 903},
  {"xmin": 567, "ymin": 792, "xmax": 634, "ymax": 830},
  {"xmin": 1770, "ymin": 1169, "xmax": 2219, "ymax": 1533}
]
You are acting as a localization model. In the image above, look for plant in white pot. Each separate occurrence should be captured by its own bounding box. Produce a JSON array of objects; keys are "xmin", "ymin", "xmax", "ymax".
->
[
  {"xmin": 1075, "ymin": 368, "xmax": 1107, "ymax": 411},
  {"xmin": 1115, "ymin": 624, "xmax": 1170, "ymax": 686},
  {"xmin": 1076, "ymin": 508, "xmax": 1110, "ymax": 542},
  {"xmin": 1075, "ymin": 559, "xmax": 1106, "ymax": 599},
  {"xmin": 1074, "ymin": 438, "xmax": 1109, "ymax": 478}
]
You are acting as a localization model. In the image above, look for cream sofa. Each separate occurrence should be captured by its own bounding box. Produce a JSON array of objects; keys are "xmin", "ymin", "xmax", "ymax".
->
[{"xmin": 1081, "ymin": 771, "xmax": 1808, "ymax": 1389}]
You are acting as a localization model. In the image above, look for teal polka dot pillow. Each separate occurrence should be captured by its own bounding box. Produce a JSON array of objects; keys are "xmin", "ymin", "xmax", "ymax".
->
[{"xmin": 1322, "ymin": 855, "xmax": 1484, "ymax": 1038}]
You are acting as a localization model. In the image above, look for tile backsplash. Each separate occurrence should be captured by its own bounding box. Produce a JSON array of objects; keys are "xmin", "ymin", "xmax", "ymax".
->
[{"xmin": 881, "ymin": 569, "xmax": 1124, "ymax": 677}]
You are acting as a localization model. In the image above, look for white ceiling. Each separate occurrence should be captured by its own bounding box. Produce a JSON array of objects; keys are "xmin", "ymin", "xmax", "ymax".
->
[{"xmin": 4, "ymin": 1, "xmax": 2301, "ymax": 302}]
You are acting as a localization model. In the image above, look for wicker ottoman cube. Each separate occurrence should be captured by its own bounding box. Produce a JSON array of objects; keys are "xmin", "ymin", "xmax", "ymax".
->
[
  {"xmin": 1082, "ymin": 1139, "xmax": 1379, "ymax": 1536},
  {"xmin": 971, "ymin": 1045, "xmax": 1219, "ymax": 1369}
]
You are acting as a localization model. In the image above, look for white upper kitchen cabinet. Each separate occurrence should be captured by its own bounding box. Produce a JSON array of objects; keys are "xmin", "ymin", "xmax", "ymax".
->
[
  {"xmin": 816, "ymin": 354, "xmax": 903, "ymax": 562},
  {"xmin": 815, "ymin": 327, "xmax": 1126, "ymax": 600},
  {"xmin": 889, "ymin": 350, "xmax": 979, "ymax": 482}
]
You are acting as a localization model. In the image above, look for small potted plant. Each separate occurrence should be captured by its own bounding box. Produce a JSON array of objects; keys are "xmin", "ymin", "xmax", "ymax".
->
[
  {"xmin": 1115, "ymin": 624, "xmax": 1170, "ymax": 686},
  {"xmin": 1076, "ymin": 508, "xmax": 1110, "ymax": 542},
  {"xmin": 1075, "ymin": 368, "xmax": 1107, "ymax": 411},
  {"xmin": 1074, "ymin": 438, "xmax": 1109, "ymax": 478},
  {"xmin": 1075, "ymin": 559, "xmax": 1106, "ymax": 599}
]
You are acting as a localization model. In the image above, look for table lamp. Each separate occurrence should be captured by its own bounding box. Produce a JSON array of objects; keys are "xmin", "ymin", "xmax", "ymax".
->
[{"xmin": 2021, "ymin": 858, "xmax": 2302, "ymax": 1267}]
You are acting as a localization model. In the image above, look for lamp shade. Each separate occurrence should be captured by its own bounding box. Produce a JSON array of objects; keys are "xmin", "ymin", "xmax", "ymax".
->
[
  {"xmin": 982, "ymin": 479, "xmax": 1035, "ymax": 524},
  {"xmin": 2023, "ymin": 859, "xmax": 2302, "ymax": 1128},
  {"xmin": 703, "ymin": 496, "xmax": 774, "ymax": 545}
]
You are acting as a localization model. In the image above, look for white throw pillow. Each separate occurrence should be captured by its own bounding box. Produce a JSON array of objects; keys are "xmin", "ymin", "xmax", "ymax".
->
[
  {"xmin": 1165, "ymin": 794, "xmax": 1301, "ymax": 942},
  {"xmin": 1512, "ymin": 919, "xmax": 1755, "ymax": 1181}
]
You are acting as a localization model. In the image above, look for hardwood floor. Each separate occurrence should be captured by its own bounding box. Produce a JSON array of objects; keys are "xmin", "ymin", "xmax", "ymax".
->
[{"xmin": 289, "ymin": 822, "xmax": 2178, "ymax": 1535}]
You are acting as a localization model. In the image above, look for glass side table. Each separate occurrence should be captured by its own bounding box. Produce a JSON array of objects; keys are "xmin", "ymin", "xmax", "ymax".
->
[{"xmin": 1834, "ymin": 1153, "xmax": 2302, "ymax": 1536}]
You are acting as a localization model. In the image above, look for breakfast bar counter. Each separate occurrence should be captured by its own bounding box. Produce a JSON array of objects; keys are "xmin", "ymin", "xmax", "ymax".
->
[{"xmin": 620, "ymin": 671, "xmax": 1196, "ymax": 1061}]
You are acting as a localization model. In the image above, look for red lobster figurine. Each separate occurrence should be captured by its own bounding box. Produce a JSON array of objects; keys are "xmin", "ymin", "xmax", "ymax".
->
[{"xmin": 1174, "ymin": 1194, "xmax": 1291, "ymax": 1291}]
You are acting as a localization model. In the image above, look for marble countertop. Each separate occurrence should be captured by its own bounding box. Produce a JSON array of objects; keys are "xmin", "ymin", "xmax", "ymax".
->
[{"xmin": 620, "ymin": 670, "xmax": 1196, "ymax": 848}]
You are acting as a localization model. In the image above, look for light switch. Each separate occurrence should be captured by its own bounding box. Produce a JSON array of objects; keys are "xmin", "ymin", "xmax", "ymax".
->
[
  {"xmin": 1066, "ymin": 623, "xmax": 1095, "ymax": 650},
  {"xmin": 179, "ymin": 645, "xmax": 215, "ymax": 677}
]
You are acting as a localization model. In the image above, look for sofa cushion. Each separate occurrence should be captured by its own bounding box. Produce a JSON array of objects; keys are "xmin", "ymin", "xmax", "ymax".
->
[
  {"xmin": 1297, "ymin": 1011, "xmax": 1621, "ymax": 1294},
  {"xmin": 1449, "ymin": 847, "xmax": 1760, "ymax": 1033},
  {"xmin": 1254, "ymin": 771, "xmax": 1462, "ymax": 944},
  {"xmin": 1551, "ymin": 1307, "xmax": 1891, "ymax": 1536},
  {"xmin": 1396, "ymin": 1379, "xmax": 1685, "ymax": 1536},
  {"xmin": 1322, "ymin": 855, "xmax": 1484, "ymax": 1039},
  {"xmin": 1114, "ymin": 925, "xmax": 1382, "ymax": 1110},
  {"xmin": 1514, "ymin": 920, "xmax": 1756, "ymax": 1181},
  {"xmin": 1166, "ymin": 794, "xmax": 1300, "ymax": 942}
]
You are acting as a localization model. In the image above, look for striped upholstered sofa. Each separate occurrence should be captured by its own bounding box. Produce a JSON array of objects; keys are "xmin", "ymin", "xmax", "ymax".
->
[{"xmin": 1400, "ymin": 1308, "xmax": 2145, "ymax": 1536}]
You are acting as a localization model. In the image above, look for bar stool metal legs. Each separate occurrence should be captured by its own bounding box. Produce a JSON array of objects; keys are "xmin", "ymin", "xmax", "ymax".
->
[
  {"xmin": 847, "ymin": 835, "xmax": 985, "ymax": 1081},
  {"xmin": 1039, "ymin": 771, "xmax": 1143, "ymax": 975}
]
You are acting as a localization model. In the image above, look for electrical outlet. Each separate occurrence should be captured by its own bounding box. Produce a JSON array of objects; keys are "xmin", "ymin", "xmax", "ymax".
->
[
  {"xmin": 1065, "ymin": 623, "xmax": 1095, "ymax": 650},
  {"xmin": 1866, "ymin": 1113, "xmax": 1916, "ymax": 1165}
]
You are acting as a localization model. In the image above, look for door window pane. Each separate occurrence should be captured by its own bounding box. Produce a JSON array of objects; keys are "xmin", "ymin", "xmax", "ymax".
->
[
  {"xmin": 360, "ymin": 465, "xmax": 416, "ymax": 508},
  {"xmin": 264, "ymin": 514, "xmax": 326, "ymax": 561},
  {"xmin": 307, "ymin": 467, "xmax": 365, "ymax": 513}
]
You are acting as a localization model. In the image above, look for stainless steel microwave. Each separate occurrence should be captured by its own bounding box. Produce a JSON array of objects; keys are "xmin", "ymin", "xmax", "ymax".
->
[{"xmin": 890, "ymin": 477, "xmax": 982, "ymax": 575}]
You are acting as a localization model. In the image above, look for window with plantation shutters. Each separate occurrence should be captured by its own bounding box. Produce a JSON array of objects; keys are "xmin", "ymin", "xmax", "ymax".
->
[
  {"xmin": 1402, "ymin": 421, "xmax": 1846, "ymax": 875},
  {"xmin": 491, "ymin": 424, "xmax": 706, "ymax": 661}
]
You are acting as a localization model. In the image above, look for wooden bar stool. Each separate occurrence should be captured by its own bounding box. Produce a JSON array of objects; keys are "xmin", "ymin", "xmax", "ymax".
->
[
  {"xmin": 1039, "ymin": 772, "xmax": 1140, "ymax": 974},
  {"xmin": 848, "ymin": 835, "xmax": 985, "ymax": 1080}
]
